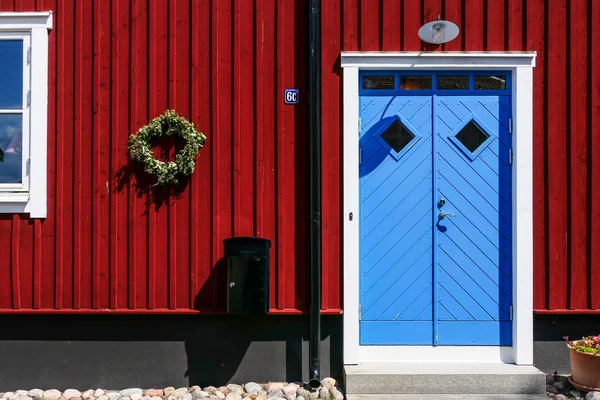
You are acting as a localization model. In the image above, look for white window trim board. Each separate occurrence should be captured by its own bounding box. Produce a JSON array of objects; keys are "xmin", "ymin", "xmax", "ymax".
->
[
  {"xmin": 341, "ymin": 51, "xmax": 536, "ymax": 365},
  {"xmin": 0, "ymin": 11, "xmax": 52, "ymax": 218}
]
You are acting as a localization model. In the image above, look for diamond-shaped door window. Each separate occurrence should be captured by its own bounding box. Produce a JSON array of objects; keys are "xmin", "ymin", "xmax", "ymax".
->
[
  {"xmin": 380, "ymin": 119, "xmax": 415, "ymax": 153},
  {"xmin": 455, "ymin": 120, "xmax": 490, "ymax": 153}
]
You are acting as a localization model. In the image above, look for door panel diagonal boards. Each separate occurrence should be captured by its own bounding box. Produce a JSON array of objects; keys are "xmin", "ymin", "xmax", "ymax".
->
[
  {"xmin": 439, "ymin": 252, "xmax": 510, "ymax": 320},
  {"xmin": 362, "ymin": 232, "xmax": 432, "ymax": 303},
  {"xmin": 361, "ymin": 221, "xmax": 432, "ymax": 295},
  {"xmin": 360, "ymin": 142, "xmax": 431, "ymax": 207},
  {"xmin": 439, "ymin": 240, "xmax": 511, "ymax": 302},
  {"xmin": 438, "ymin": 260, "xmax": 509, "ymax": 320},
  {"xmin": 363, "ymin": 254, "xmax": 433, "ymax": 321},
  {"xmin": 361, "ymin": 196, "xmax": 432, "ymax": 271},
  {"xmin": 437, "ymin": 96, "xmax": 511, "ymax": 148},
  {"xmin": 361, "ymin": 177, "xmax": 432, "ymax": 253},
  {"xmin": 438, "ymin": 137, "xmax": 511, "ymax": 207},
  {"xmin": 438, "ymin": 178, "xmax": 512, "ymax": 253}
]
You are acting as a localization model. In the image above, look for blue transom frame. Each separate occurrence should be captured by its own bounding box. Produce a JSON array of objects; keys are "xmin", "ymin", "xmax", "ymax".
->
[{"xmin": 359, "ymin": 70, "xmax": 512, "ymax": 96}]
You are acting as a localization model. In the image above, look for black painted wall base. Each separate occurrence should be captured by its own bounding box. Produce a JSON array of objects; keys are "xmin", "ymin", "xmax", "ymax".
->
[
  {"xmin": 0, "ymin": 315, "xmax": 342, "ymax": 390},
  {"xmin": 533, "ymin": 313, "xmax": 600, "ymax": 374},
  {"xmin": 0, "ymin": 312, "xmax": 597, "ymax": 389}
]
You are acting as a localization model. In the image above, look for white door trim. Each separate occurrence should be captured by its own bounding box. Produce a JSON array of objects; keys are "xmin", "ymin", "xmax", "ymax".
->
[{"xmin": 341, "ymin": 51, "xmax": 536, "ymax": 365}]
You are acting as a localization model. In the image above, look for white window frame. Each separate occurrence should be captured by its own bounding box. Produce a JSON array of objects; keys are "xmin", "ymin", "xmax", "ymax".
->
[
  {"xmin": 0, "ymin": 12, "xmax": 52, "ymax": 218},
  {"xmin": 341, "ymin": 52, "xmax": 536, "ymax": 365}
]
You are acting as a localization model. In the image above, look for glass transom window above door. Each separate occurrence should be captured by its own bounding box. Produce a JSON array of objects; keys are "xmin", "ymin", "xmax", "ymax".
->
[{"xmin": 358, "ymin": 71, "xmax": 512, "ymax": 346}]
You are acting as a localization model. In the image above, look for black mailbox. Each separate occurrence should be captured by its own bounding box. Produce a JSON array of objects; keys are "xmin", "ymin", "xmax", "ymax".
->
[{"xmin": 224, "ymin": 237, "xmax": 270, "ymax": 314}]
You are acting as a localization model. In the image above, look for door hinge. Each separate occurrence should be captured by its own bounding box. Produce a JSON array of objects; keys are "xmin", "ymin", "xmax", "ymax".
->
[
  {"xmin": 26, "ymin": 158, "xmax": 30, "ymax": 175},
  {"xmin": 358, "ymin": 117, "xmax": 362, "ymax": 133},
  {"xmin": 509, "ymin": 118, "xmax": 512, "ymax": 134},
  {"xmin": 359, "ymin": 148, "xmax": 362, "ymax": 164},
  {"xmin": 27, "ymin": 47, "xmax": 31, "ymax": 64},
  {"xmin": 27, "ymin": 90, "xmax": 31, "ymax": 107},
  {"xmin": 359, "ymin": 305, "xmax": 362, "ymax": 320},
  {"xmin": 509, "ymin": 305, "xmax": 513, "ymax": 321},
  {"xmin": 509, "ymin": 149, "xmax": 513, "ymax": 165}
]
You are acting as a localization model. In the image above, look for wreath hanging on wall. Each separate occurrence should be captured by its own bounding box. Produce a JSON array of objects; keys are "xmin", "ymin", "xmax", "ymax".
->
[{"xmin": 128, "ymin": 110, "xmax": 207, "ymax": 186}]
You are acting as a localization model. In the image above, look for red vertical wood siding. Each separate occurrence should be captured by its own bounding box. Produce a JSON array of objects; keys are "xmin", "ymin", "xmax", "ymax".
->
[{"xmin": 1, "ymin": 0, "xmax": 600, "ymax": 314}]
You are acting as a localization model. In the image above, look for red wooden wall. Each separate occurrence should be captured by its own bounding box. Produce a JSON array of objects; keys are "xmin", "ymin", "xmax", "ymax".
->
[{"xmin": 1, "ymin": 0, "xmax": 599, "ymax": 314}]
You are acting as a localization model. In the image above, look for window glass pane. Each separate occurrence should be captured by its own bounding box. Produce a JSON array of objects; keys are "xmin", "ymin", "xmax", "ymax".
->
[
  {"xmin": 0, "ymin": 40, "xmax": 24, "ymax": 109},
  {"xmin": 474, "ymin": 75, "xmax": 506, "ymax": 90},
  {"xmin": 380, "ymin": 119, "xmax": 415, "ymax": 153},
  {"xmin": 0, "ymin": 114, "xmax": 23, "ymax": 183},
  {"xmin": 363, "ymin": 75, "xmax": 395, "ymax": 90},
  {"xmin": 437, "ymin": 76, "xmax": 469, "ymax": 90},
  {"xmin": 400, "ymin": 76, "xmax": 432, "ymax": 90},
  {"xmin": 455, "ymin": 120, "xmax": 490, "ymax": 153}
]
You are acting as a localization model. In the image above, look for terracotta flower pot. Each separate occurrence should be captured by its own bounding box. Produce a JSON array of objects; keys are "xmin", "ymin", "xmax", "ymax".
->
[{"xmin": 568, "ymin": 346, "xmax": 600, "ymax": 392}]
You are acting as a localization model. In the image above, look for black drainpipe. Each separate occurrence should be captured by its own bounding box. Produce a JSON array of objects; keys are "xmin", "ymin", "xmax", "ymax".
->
[{"xmin": 307, "ymin": 0, "xmax": 322, "ymax": 389}]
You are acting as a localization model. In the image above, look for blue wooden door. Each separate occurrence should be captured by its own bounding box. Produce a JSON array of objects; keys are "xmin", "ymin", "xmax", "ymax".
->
[{"xmin": 359, "ymin": 73, "xmax": 512, "ymax": 346}]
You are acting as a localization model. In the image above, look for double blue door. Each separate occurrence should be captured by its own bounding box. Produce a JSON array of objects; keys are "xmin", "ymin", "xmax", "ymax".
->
[{"xmin": 359, "ymin": 72, "xmax": 512, "ymax": 346}]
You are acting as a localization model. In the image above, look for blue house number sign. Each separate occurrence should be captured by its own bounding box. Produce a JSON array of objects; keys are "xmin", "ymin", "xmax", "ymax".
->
[{"xmin": 284, "ymin": 89, "xmax": 299, "ymax": 104}]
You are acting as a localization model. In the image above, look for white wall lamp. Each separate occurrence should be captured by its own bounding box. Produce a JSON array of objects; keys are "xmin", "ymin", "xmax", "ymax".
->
[{"xmin": 418, "ymin": 18, "xmax": 460, "ymax": 44}]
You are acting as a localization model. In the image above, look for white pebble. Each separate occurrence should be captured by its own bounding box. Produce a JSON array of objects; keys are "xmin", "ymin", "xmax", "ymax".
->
[
  {"xmin": 94, "ymin": 391, "xmax": 104, "ymax": 398},
  {"xmin": 64, "ymin": 390, "xmax": 82, "ymax": 399}
]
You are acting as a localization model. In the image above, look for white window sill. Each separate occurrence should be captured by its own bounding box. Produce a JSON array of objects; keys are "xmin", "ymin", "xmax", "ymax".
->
[{"xmin": 0, "ymin": 193, "xmax": 30, "ymax": 213}]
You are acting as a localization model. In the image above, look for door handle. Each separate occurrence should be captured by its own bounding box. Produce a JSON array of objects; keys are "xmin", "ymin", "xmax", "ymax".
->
[{"xmin": 438, "ymin": 212, "xmax": 456, "ymax": 220}]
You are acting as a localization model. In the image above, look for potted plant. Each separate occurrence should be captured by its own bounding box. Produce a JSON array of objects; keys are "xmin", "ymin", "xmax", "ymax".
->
[{"xmin": 566, "ymin": 335, "xmax": 600, "ymax": 391}]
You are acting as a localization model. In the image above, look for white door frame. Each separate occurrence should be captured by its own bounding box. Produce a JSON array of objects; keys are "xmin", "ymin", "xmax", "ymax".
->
[{"xmin": 341, "ymin": 52, "xmax": 536, "ymax": 365}]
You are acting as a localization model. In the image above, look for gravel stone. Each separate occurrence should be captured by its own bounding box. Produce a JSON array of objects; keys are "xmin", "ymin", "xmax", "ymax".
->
[
  {"xmin": 296, "ymin": 398, "xmax": 305, "ymax": 400},
  {"xmin": 94, "ymin": 392, "xmax": 105, "ymax": 398},
  {"xmin": 202, "ymin": 389, "xmax": 215, "ymax": 396},
  {"xmin": 163, "ymin": 389, "xmax": 175, "ymax": 398},
  {"xmin": 191, "ymin": 392, "xmax": 207, "ymax": 399},
  {"xmin": 19, "ymin": 396, "xmax": 33, "ymax": 400},
  {"xmin": 571, "ymin": 389, "xmax": 586, "ymax": 399},
  {"xmin": 255, "ymin": 396, "xmax": 267, "ymax": 400},
  {"xmin": 81, "ymin": 391, "xmax": 93, "ymax": 399},
  {"xmin": 16, "ymin": 392, "xmax": 29, "ymax": 397},
  {"xmin": 587, "ymin": 392, "xmax": 600, "ymax": 400},
  {"xmin": 28, "ymin": 392, "xmax": 43, "ymax": 400},
  {"xmin": 43, "ymin": 390, "xmax": 62, "ymax": 400},
  {"xmin": 331, "ymin": 389, "xmax": 343, "ymax": 400},
  {"xmin": 121, "ymin": 396, "xmax": 130, "ymax": 400},
  {"xmin": 214, "ymin": 393, "xmax": 224, "ymax": 400},
  {"xmin": 225, "ymin": 386, "xmax": 242, "ymax": 396},
  {"xmin": 143, "ymin": 392, "xmax": 161, "ymax": 398},
  {"xmin": 318, "ymin": 389, "xmax": 329, "ymax": 400},
  {"xmin": 172, "ymin": 389, "xmax": 188, "ymax": 398},
  {"xmin": 224, "ymin": 395, "xmax": 241, "ymax": 400},
  {"xmin": 266, "ymin": 392, "xmax": 282, "ymax": 399},
  {"xmin": 555, "ymin": 395, "xmax": 568, "ymax": 400},
  {"xmin": 243, "ymin": 384, "xmax": 260, "ymax": 395},
  {"xmin": 96, "ymin": 396, "xmax": 108, "ymax": 400},
  {"xmin": 553, "ymin": 381, "xmax": 568, "ymax": 390},
  {"xmin": 120, "ymin": 391, "xmax": 142, "ymax": 398},
  {"xmin": 150, "ymin": 397, "xmax": 161, "ymax": 400},
  {"xmin": 130, "ymin": 394, "xmax": 142, "ymax": 400},
  {"xmin": 265, "ymin": 384, "xmax": 285, "ymax": 395},
  {"xmin": 216, "ymin": 389, "xmax": 227, "ymax": 397},
  {"xmin": 180, "ymin": 394, "xmax": 192, "ymax": 400},
  {"xmin": 3, "ymin": 394, "xmax": 15, "ymax": 400},
  {"xmin": 321, "ymin": 378, "xmax": 336, "ymax": 391},
  {"xmin": 64, "ymin": 391, "xmax": 81, "ymax": 399}
]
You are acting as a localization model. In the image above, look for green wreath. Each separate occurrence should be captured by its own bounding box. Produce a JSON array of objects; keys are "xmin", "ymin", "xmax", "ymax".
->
[{"xmin": 128, "ymin": 110, "xmax": 207, "ymax": 186}]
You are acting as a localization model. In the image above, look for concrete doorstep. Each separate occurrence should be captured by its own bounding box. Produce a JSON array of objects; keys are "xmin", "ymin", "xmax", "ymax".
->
[{"xmin": 343, "ymin": 362, "xmax": 547, "ymax": 395}]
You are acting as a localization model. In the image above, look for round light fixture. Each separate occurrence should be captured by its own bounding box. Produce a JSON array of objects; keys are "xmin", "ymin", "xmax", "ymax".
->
[{"xmin": 418, "ymin": 20, "xmax": 459, "ymax": 44}]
